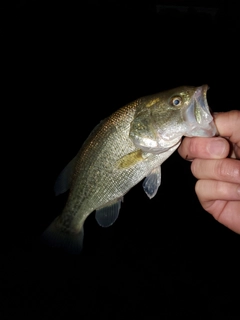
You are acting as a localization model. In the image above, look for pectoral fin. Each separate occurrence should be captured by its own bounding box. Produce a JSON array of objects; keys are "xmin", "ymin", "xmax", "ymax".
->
[
  {"xmin": 95, "ymin": 199, "xmax": 122, "ymax": 227},
  {"xmin": 117, "ymin": 150, "xmax": 144, "ymax": 169},
  {"xmin": 142, "ymin": 166, "xmax": 161, "ymax": 199}
]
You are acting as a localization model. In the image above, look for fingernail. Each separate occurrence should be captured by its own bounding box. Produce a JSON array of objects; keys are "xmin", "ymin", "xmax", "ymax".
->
[{"xmin": 207, "ymin": 139, "xmax": 226, "ymax": 157}]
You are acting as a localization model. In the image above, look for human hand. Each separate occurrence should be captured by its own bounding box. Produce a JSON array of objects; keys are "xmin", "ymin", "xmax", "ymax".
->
[{"xmin": 178, "ymin": 110, "xmax": 240, "ymax": 234}]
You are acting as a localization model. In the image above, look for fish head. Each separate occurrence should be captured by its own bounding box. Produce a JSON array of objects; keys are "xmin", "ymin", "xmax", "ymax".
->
[{"xmin": 129, "ymin": 85, "xmax": 217, "ymax": 153}]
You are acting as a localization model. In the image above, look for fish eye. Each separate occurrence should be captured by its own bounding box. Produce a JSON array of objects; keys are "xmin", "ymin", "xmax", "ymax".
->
[{"xmin": 171, "ymin": 96, "xmax": 182, "ymax": 106}]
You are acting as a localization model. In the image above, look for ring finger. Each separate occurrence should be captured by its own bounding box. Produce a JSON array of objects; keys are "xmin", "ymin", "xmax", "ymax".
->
[{"xmin": 191, "ymin": 158, "xmax": 240, "ymax": 184}]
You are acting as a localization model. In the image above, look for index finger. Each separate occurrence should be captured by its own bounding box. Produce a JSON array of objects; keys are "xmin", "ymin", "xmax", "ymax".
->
[
  {"xmin": 178, "ymin": 111, "xmax": 240, "ymax": 161},
  {"xmin": 178, "ymin": 136, "xmax": 229, "ymax": 160}
]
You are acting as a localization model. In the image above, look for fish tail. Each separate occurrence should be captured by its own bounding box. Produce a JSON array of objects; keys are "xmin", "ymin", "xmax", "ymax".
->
[{"xmin": 41, "ymin": 217, "xmax": 84, "ymax": 254}]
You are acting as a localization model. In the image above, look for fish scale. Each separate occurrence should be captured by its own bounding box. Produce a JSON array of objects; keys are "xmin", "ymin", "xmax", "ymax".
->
[{"xmin": 42, "ymin": 85, "xmax": 217, "ymax": 253}]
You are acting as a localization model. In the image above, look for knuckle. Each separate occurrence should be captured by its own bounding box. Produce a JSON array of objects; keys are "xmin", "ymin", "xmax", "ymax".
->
[
  {"xmin": 233, "ymin": 162, "xmax": 240, "ymax": 182},
  {"xmin": 215, "ymin": 159, "xmax": 227, "ymax": 178},
  {"xmin": 215, "ymin": 159, "xmax": 240, "ymax": 182}
]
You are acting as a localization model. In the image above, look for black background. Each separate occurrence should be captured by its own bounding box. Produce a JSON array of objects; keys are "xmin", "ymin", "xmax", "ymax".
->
[{"xmin": 2, "ymin": 1, "xmax": 240, "ymax": 318}]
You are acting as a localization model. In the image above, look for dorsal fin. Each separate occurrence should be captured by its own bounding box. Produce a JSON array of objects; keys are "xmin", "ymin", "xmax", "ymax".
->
[{"xmin": 54, "ymin": 156, "xmax": 77, "ymax": 196}]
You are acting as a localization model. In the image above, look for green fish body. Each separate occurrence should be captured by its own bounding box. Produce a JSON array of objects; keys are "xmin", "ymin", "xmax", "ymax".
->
[{"xmin": 42, "ymin": 85, "xmax": 217, "ymax": 253}]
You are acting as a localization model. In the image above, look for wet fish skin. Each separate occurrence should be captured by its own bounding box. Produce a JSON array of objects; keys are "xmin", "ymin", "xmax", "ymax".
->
[{"xmin": 42, "ymin": 85, "xmax": 217, "ymax": 253}]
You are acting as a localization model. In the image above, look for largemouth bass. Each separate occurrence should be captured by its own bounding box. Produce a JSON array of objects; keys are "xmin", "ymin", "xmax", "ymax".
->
[{"xmin": 42, "ymin": 85, "xmax": 217, "ymax": 253}]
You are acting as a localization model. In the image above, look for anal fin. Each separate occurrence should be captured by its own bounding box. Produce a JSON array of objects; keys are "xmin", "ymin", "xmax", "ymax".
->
[
  {"xmin": 95, "ymin": 199, "xmax": 122, "ymax": 227},
  {"xmin": 142, "ymin": 166, "xmax": 161, "ymax": 199}
]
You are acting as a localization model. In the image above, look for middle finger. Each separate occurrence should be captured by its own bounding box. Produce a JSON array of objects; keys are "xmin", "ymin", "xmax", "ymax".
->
[{"xmin": 191, "ymin": 158, "xmax": 240, "ymax": 184}]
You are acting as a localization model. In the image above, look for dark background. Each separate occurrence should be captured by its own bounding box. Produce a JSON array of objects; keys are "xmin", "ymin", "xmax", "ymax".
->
[{"xmin": 2, "ymin": 1, "xmax": 240, "ymax": 318}]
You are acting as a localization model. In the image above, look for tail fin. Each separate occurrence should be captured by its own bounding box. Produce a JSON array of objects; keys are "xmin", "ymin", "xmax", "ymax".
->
[{"xmin": 41, "ymin": 217, "xmax": 84, "ymax": 254}]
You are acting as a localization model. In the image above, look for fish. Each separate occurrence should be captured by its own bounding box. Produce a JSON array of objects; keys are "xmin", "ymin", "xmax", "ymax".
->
[{"xmin": 42, "ymin": 84, "xmax": 217, "ymax": 253}]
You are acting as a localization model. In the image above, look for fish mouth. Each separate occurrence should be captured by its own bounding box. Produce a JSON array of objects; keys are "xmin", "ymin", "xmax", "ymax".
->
[{"xmin": 183, "ymin": 85, "xmax": 217, "ymax": 137}]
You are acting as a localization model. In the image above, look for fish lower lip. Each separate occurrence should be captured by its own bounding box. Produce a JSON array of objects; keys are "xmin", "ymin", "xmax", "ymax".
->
[
  {"xmin": 183, "ymin": 85, "xmax": 217, "ymax": 137},
  {"xmin": 194, "ymin": 84, "xmax": 209, "ymax": 124}
]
